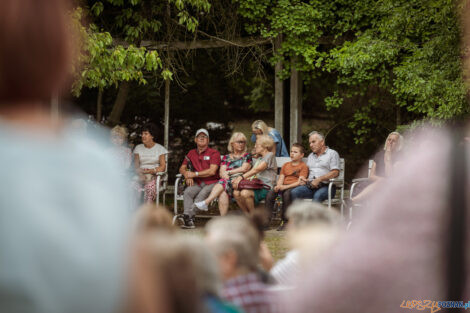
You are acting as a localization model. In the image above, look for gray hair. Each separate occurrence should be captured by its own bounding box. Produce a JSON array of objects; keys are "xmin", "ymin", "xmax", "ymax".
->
[
  {"xmin": 308, "ymin": 131, "xmax": 325, "ymax": 141},
  {"xmin": 286, "ymin": 201, "xmax": 340, "ymax": 230},
  {"xmin": 205, "ymin": 216, "xmax": 260, "ymax": 271}
]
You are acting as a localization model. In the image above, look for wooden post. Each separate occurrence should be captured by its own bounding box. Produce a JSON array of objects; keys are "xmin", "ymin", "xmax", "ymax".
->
[
  {"xmin": 164, "ymin": 78, "xmax": 170, "ymax": 150},
  {"xmin": 97, "ymin": 88, "xmax": 103, "ymax": 123},
  {"xmin": 274, "ymin": 35, "xmax": 284, "ymax": 137},
  {"xmin": 289, "ymin": 64, "xmax": 302, "ymax": 144}
]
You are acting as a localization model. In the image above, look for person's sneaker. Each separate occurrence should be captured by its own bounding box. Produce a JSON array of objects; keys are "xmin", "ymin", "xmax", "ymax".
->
[
  {"xmin": 277, "ymin": 220, "xmax": 287, "ymax": 231},
  {"xmin": 181, "ymin": 215, "xmax": 196, "ymax": 229},
  {"xmin": 194, "ymin": 201, "xmax": 208, "ymax": 211}
]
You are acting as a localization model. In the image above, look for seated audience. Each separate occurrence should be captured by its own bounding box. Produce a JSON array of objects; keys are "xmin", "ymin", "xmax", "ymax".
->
[
  {"xmin": 265, "ymin": 143, "xmax": 308, "ymax": 230},
  {"xmin": 291, "ymin": 131, "xmax": 340, "ymax": 203},
  {"xmin": 133, "ymin": 123, "xmax": 168, "ymax": 203},
  {"xmin": 232, "ymin": 135, "xmax": 277, "ymax": 215},
  {"xmin": 251, "ymin": 120, "xmax": 289, "ymax": 157},
  {"xmin": 179, "ymin": 129, "xmax": 221, "ymax": 228},
  {"xmin": 351, "ymin": 131, "xmax": 403, "ymax": 203},
  {"xmin": 205, "ymin": 216, "xmax": 280, "ymax": 313},
  {"xmin": 194, "ymin": 132, "xmax": 252, "ymax": 215}
]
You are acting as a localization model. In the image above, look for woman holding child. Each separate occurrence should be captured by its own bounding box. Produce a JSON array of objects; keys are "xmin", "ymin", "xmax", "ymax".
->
[
  {"xmin": 232, "ymin": 135, "xmax": 277, "ymax": 214},
  {"xmin": 265, "ymin": 143, "xmax": 308, "ymax": 230},
  {"xmin": 194, "ymin": 132, "xmax": 252, "ymax": 215}
]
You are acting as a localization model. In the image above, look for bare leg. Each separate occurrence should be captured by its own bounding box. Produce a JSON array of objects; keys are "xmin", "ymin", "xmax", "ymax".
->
[
  {"xmin": 203, "ymin": 183, "xmax": 225, "ymax": 205},
  {"xmin": 233, "ymin": 190, "xmax": 248, "ymax": 213},
  {"xmin": 218, "ymin": 191, "xmax": 229, "ymax": 216},
  {"xmin": 240, "ymin": 189, "xmax": 255, "ymax": 214}
]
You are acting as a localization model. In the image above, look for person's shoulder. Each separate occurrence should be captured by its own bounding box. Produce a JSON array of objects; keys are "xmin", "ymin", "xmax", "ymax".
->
[
  {"xmin": 207, "ymin": 147, "xmax": 220, "ymax": 155},
  {"xmin": 326, "ymin": 147, "xmax": 339, "ymax": 157},
  {"xmin": 133, "ymin": 143, "xmax": 144, "ymax": 153}
]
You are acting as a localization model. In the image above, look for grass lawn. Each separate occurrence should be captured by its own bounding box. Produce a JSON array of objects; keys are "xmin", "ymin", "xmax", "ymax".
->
[{"xmin": 180, "ymin": 217, "xmax": 289, "ymax": 261}]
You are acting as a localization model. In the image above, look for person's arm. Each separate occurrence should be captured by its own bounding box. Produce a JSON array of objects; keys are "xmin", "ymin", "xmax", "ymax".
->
[
  {"xmin": 311, "ymin": 169, "xmax": 340, "ymax": 188},
  {"xmin": 134, "ymin": 154, "xmax": 141, "ymax": 172},
  {"xmin": 219, "ymin": 164, "xmax": 229, "ymax": 179},
  {"xmin": 232, "ymin": 161, "xmax": 267, "ymax": 189},
  {"xmin": 369, "ymin": 161, "xmax": 382, "ymax": 181},
  {"xmin": 227, "ymin": 161, "xmax": 251, "ymax": 175},
  {"xmin": 185, "ymin": 164, "xmax": 219, "ymax": 179},
  {"xmin": 274, "ymin": 174, "xmax": 285, "ymax": 192}
]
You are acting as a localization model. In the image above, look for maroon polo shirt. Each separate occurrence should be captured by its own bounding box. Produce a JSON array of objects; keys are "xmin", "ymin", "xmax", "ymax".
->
[{"xmin": 182, "ymin": 147, "xmax": 221, "ymax": 185}]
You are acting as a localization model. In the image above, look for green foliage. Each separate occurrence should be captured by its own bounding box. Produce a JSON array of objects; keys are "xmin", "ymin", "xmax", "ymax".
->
[
  {"xmin": 72, "ymin": 0, "xmax": 210, "ymax": 96},
  {"xmin": 235, "ymin": 0, "xmax": 468, "ymax": 142}
]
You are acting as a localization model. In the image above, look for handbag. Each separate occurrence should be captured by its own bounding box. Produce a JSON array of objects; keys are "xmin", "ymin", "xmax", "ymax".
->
[{"xmin": 238, "ymin": 178, "xmax": 271, "ymax": 190}]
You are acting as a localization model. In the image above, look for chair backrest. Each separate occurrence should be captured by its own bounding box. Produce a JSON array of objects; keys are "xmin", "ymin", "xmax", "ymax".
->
[{"xmin": 367, "ymin": 159, "xmax": 374, "ymax": 177}]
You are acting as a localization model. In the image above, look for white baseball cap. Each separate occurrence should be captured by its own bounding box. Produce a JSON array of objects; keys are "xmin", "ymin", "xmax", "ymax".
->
[{"xmin": 195, "ymin": 128, "xmax": 209, "ymax": 137}]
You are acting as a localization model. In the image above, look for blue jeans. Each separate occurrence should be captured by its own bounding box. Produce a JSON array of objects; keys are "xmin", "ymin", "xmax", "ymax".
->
[{"xmin": 290, "ymin": 184, "xmax": 335, "ymax": 203}]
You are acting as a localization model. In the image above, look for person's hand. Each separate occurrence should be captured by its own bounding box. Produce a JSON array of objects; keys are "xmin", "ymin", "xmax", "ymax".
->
[
  {"xmin": 311, "ymin": 178, "xmax": 322, "ymax": 188},
  {"xmin": 221, "ymin": 172, "xmax": 230, "ymax": 180},
  {"xmin": 299, "ymin": 177, "xmax": 307, "ymax": 185},
  {"xmin": 259, "ymin": 241, "xmax": 274, "ymax": 271},
  {"xmin": 186, "ymin": 178, "xmax": 194, "ymax": 187},
  {"xmin": 183, "ymin": 171, "xmax": 195, "ymax": 179},
  {"xmin": 273, "ymin": 185, "xmax": 281, "ymax": 192},
  {"xmin": 232, "ymin": 176, "xmax": 242, "ymax": 190}
]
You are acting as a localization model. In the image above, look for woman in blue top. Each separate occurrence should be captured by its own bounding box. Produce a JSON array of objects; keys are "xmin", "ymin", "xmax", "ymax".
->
[{"xmin": 251, "ymin": 120, "xmax": 289, "ymax": 157}]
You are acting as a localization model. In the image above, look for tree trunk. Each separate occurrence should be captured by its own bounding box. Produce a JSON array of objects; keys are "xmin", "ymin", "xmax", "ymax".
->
[
  {"xmin": 108, "ymin": 81, "xmax": 130, "ymax": 126},
  {"xmin": 96, "ymin": 88, "xmax": 103, "ymax": 123}
]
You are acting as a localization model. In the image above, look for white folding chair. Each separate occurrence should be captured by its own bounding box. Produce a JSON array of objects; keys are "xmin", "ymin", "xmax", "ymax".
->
[{"xmin": 347, "ymin": 159, "xmax": 374, "ymax": 228}]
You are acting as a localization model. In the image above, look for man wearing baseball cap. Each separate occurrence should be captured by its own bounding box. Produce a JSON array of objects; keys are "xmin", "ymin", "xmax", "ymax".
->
[{"xmin": 178, "ymin": 128, "xmax": 221, "ymax": 228}]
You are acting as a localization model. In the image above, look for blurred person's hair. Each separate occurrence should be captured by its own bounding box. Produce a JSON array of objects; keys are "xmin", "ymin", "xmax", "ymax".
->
[
  {"xmin": 111, "ymin": 125, "xmax": 129, "ymax": 140},
  {"xmin": 286, "ymin": 201, "xmax": 340, "ymax": 230},
  {"xmin": 206, "ymin": 216, "xmax": 260, "ymax": 272},
  {"xmin": 256, "ymin": 134, "xmax": 275, "ymax": 152},
  {"xmin": 227, "ymin": 132, "xmax": 247, "ymax": 153},
  {"xmin": 134, "ymin": 204, "xmax": 176, "ymax": 233},
  {"xmin": 384, "ymin": 131, "xmax": 404, "ymax": 151},
  {"xmin": 252, "ymin": 120, "xmax": 270, "ymax": 135},
  {"xmin": 131, "ymin": 231, "xmax": 203, "ymax": 313},
  {"xmin": 250, "ymin": 207, "xmax": 271, "ymax": 240},
  {"xmin": 291, "ymin": 142, "xmax": 305, "ymax": 154},
  {"xmin": 0, "ymin": 0, "xmax": 75, "ymax": 102},
  {"xmin": 141, "ymin": 123, "xmax": 159, "ymax": 140}
]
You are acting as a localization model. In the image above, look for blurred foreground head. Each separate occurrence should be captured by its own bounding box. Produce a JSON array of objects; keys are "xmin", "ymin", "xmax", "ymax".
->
[
  {"xmin": 0, "ymin": 0, "xmax": 74, "ymax": 103},
  {"xmin": 205, "ymin": 215, "xmax": 261, "ymax": 280},
  {"xmin": 130, "ymin": 231, "xmax": 221, "ymax": 313}
]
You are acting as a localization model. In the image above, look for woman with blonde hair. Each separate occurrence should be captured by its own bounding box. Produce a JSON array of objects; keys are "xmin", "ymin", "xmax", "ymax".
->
[
  {"xmin": 352, "ymin": 131, "xmax": 404, "ymax": 202},
  {"xmin": 232, "ymin": 135, "xmax": 277, "ymax": 214},
  {"xmin": 110, "ymin": 125, "xmax": 132, "ymax": 170},
  {"xmin": 251, "ymin": 120, "xmax": 289, "ymax": 157},
  {"xmin": 194, "ymin": 132, "xmax": 252, "ymax": 215}
]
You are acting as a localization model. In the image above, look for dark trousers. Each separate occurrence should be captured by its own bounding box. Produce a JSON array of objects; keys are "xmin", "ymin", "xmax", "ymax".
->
[{"xmin": 265, "ymin": 188, "xmax": 294, "ymax": 221}]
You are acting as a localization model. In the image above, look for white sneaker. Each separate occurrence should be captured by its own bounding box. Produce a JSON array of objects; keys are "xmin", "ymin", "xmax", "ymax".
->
[{"xmin": 195, "ymin": 201, "xmax": 208, "ymax": 211}]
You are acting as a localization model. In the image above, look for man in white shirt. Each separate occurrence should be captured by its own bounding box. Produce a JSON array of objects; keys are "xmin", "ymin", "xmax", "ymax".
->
[{"xmin": 291, "ymin": 131, "xmax": 340, "ymax": 202}]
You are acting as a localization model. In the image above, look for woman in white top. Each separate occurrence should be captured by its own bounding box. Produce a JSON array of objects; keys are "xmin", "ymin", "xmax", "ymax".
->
[{"xmin": 134, "ymin": 123, "xmax": 168, "ymax": 203}]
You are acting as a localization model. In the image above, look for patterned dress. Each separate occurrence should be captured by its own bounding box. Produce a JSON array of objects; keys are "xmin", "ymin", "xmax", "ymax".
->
[{"xmin": 219, "ymin": 153, "xmax": 252, "ymax": 196}]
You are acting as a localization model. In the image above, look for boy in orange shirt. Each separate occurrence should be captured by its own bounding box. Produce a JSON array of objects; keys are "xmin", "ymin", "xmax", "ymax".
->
[{"xmin": 265, "ymin": 143, "xmax": 309, "ymax": 231}]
